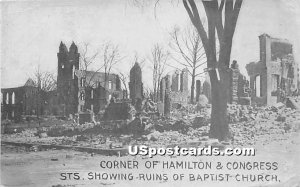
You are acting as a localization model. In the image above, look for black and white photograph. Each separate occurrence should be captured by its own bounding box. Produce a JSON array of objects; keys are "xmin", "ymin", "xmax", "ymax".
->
[{"xmin": 1, "ymin": 0, "xmax": 300, "ymax": 186}]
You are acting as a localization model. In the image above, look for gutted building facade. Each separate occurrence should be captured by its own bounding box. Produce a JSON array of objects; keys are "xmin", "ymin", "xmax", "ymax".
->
[
  {"xmin": 57, "ymin": 42, "xmax": 123, "ymax": 115},
  {"xmin": 246, "ymin": 34, "xmax": 298, "ymax": 105},
  {"xmin": 1, "ymin": 79, "xmax": 45, "ymax": 121},
  {"xmin": 158, "ymin": 68, "xmax": 189, "ymax": 115},
  {"xmin": 1, "ymin": 42, "xmax": 123, "ymax": 120},
  {"xmin": 169, "ymin": 68, "xmax": 189, "ymax": 105}
]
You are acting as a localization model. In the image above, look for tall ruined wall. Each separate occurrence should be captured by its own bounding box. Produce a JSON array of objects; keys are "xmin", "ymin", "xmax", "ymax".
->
[
  {"xmin": 246, "ymin": 34, "xmax": 298, "ymax": 106},
  {"xmin": 57, "ymin": 42, "xmax": 80, "ymax": 115},
  {"xmin": 129, "ymin": 62, "xmax": 143, "ymax": 104}
]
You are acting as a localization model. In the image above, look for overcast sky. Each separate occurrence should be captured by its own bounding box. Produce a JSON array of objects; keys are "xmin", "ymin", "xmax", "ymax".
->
[{"xmin": 1, "ymin": 0, "xmax": 300, "ymax": 89}]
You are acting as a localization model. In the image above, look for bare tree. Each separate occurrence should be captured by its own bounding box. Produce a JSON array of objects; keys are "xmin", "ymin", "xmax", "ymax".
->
[
  {"xmin": 79, "ymin": 43, "xmax": 102, "ymax": 88},
  {"xmin": 132, "ymin": 0, "xmax": 243, "ymax": 141},
  {"xmin": 32, "ymin": 67, "xmax": 56, "ymax": 92},
  {"xmin": 102, "ymin": 42, "xmax": 124, "ymax": 92},
  {"xmin": 170, "ymin": 25, "xmax": 206, "ymax": 103},
  {"xmin": 131, "ymin": 52, "xmax": 146, "ymax": 69},
  {"xmin": 143, "ymin": 85, "xmax": 153, "ymax": 99},
  {"xmin": 31, "ymin": 66, "xmax": 56, "ymax": 125},
  {"xmin": 80, "ymin": 43, "xmax": 100, "ymax": 72},
  {"xmin": 78, "ymin": 42, "xmax": 122, "ymax": 93},
  {"xmin": 150, "ymin": 44, "xmax": 169, "ymax": 102},
  {"xmin": 182, "ymin": 0, "xmax": 243, "ymax": 141}
]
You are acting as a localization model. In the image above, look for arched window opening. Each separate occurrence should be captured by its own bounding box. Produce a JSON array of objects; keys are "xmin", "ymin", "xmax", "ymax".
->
[
  {"xmin": 12, "ymin": 92, "xmax": 15, "ymax": 104},
  {"xmin": 6, "ymin": 93, "xmax": 9, "ymax": 104},
  {"xmin": 91, "ymin": 89, "xmax": 94, "ymax": 99},
  {"xmin": 80, "ymin": 91, "xmax": 85, "ymax": 101}
]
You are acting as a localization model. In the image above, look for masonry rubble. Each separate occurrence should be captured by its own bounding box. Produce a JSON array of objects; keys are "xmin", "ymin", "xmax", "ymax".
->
[
  {"xmin": 3, "ymin": 34, "xmax": 300, "ymax": 152},
  {"xmin": 2, "ymin": 99, "xmax": 300, "ymax": 152}
]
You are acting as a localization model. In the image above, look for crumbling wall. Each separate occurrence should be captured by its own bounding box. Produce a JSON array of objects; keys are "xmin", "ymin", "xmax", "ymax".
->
[
  {"xmin": 57, "ymin": 42, "xmax": 79, "ymax": 116},
  {"xmin": 164, "ymin": 75, "xmax": 171, "ymax": 116},
  {"xmin": 180, "ymin": 68, "xmax": 189, "ymax": 93},
  {"xmin": 129, "ymin": 62, "xmax": 143, "ymax": 105},
  {"xmin": 229, "ymin": 61, "xmax": 251, "ymax": 105},
  {"xmin": 170, "ymin": 92, "xmax": 189, "ymax": 106},
  {"xmin": 246, "ymin": 34, "xmax": 298, "ymax": 106},
  {"xmin": 171, "ymin": 71, "xmax": 180, "ymax": 92},
  {"xmin": 159, "ymin": 68, "xmax": 189, "ymax": 115}
]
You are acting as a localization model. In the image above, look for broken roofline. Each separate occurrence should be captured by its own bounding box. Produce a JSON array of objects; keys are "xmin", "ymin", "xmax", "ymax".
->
[{"xmin": 259, "ymin": 33, "xmax": 291, "ymax": 45}]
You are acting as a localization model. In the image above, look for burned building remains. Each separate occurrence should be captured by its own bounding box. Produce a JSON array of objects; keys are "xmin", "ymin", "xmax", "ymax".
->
[
  {"xmin": 158, "ymin": 68, "xmax": 189, "ymax": 116},
  {"xmin": 246, "ymin": 34, "xmax": 298, "ymax": 105},
  {"xmin": 1, "ymin": 79, "xmax": 44, "ymax": 121},
  {"xmin": 129, "ymin": 62, "xmax": 143, "ymax": 105},
  {"xmin": 56, "ymin": 42, "xmax": 123, "ymax": 115},
  {"xmin": 169, "ymin": 68, "xmax": 189, "ymax": 105},
  {"xmin": 1, "ymin": 42, "xmax": 123, "ymax": 120}
]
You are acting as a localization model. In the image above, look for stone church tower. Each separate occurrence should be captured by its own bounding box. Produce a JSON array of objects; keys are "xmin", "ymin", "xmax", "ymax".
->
[{"xmin": 57, "ymin": 41, "xmax": 80, "ymax": 115}]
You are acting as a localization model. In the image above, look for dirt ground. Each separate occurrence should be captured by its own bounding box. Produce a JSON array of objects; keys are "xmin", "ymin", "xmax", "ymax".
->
[{"xmin": 1, "ymin": 130, "xmax": 300, "ymax": 187}]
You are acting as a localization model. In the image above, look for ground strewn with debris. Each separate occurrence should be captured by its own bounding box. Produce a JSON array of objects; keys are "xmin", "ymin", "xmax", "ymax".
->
[
  {"xmin": 1, "ymin": 100, "xmax": 300, "ymax": 187},
  {"xmin": 2, "ymin": 101, "xmax": 300, "ymax": 149}
]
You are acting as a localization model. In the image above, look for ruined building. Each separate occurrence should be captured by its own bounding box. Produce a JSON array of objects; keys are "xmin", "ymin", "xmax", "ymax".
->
[
  {"xmin": 1, "ymin": 79, "xmax": 45, "ymax": 121},
  {"xmin": 1, "ymin": 41, "xmax": 124, "ymax": 120},
  {"xmin": 57, "ymin": 42, "xmax": 123, "ymax": 115},
  {"xmin": 170, "ymin": 68, "xmax": 189, "ymax": 105},
  {"xmin": 129, "ymin": 62, "xmax": 143, "ymax": 105},
  {"xmin": 56, "ymin": 42, "xmax": 80, "ymax": 115},
  {"xmin": 246, "ymin": 34, "xmax": 298, "ymax": 105},
  {"xmin": 158, "ymin": 68, "xmax": 189, "ymax": 116}
]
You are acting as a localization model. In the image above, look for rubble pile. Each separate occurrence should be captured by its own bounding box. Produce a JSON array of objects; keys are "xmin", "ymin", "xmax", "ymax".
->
[
  {"xmin": 227, "ymin": 104, "xmax": 256, "ymax": 123},
  {"xmin": 46, "ymin": 122, "xmax": 95, "ymax": 137},
  {"xmin": 144, "ymin": 131, "xmax": 189, "ymax": 146},
  {"xmin": 2, "ymin": 98, "xmax": 300, "ymax": 151},
  {"xmin": 231, "ymin": 104, "xmax": 300, "ymax": 146},
  {"xmin": 102, "ymin": 102, "xmax": 136, "ymax": 121}
]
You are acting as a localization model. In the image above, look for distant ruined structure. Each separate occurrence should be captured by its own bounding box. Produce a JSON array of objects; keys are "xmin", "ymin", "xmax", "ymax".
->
[
  {"xmin": 1, "ymin": 41, "xmax": 124, "ymax": 120},
  {"xmin": 170, "ymin": 68, "xmax": 189, "ymax": 106},
  {"xmin": 159, "ymin": 68, "xmax": 189, "ymax": 116},
  {"xmin": 246, "ymin": 34, "xmax": 298, "ymax": 105},
  {"xmin": 1, "ymin": 79, "xmax": 43, "ymax": 121},
  {"xmin": 129, "ymin": 62, "xmax": 143, "ymax": 105},
  {"xmin": 56, "ymin": 42, "xmax": 123, "ymax": 115}
]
